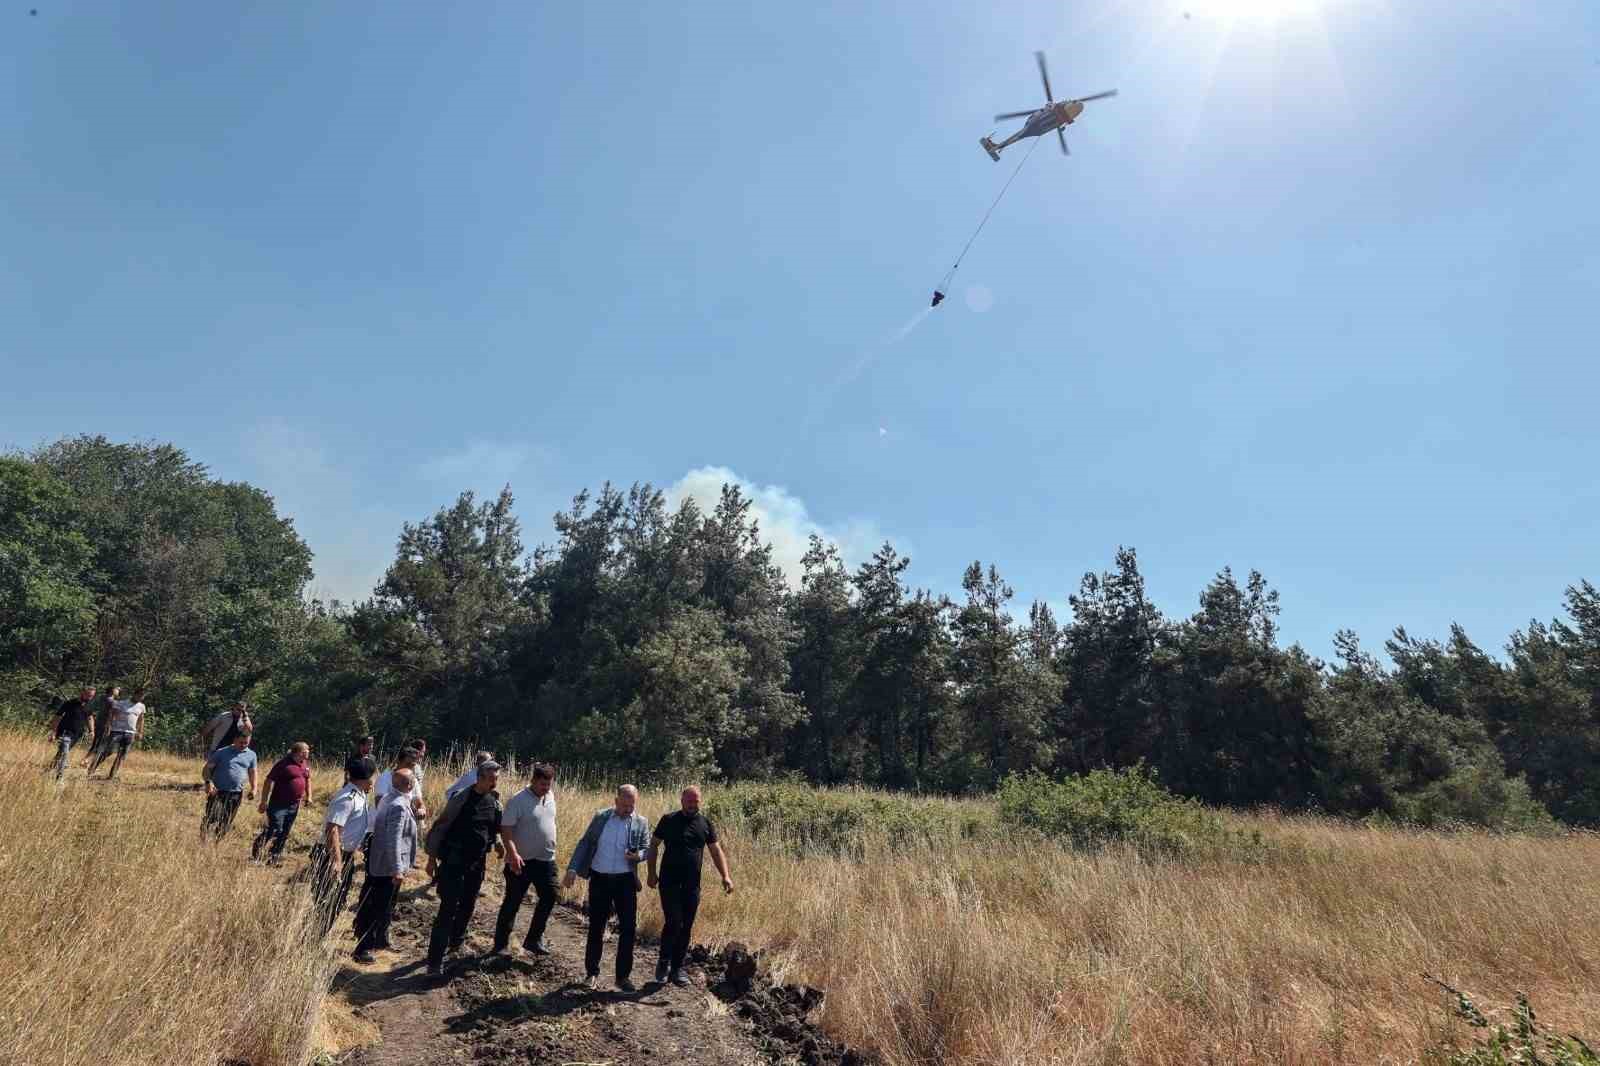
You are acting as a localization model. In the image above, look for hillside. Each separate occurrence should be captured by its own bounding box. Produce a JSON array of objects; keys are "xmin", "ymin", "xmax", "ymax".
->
[{"xmin": 6, "ymin": 732, "xmax": 1600, "ymax": 1065}]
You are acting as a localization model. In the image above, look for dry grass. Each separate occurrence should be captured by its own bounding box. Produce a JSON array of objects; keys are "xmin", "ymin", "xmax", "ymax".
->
[
  {"xmin": 550, "ymin": 779, "xmax": 1600, "ymax": 1066},
  {"xmin": 6, "ymin": 738, "xmax": 1598, "ymax": 1066},
  {"xmin": 0, "ymin": 733, "xmax": 343, "ymax": 1066}
]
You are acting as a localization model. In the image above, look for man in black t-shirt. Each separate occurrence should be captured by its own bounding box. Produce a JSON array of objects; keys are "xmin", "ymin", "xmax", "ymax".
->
[
  {"xmin": 647, "ymin": 785, "xmax": 734, "ymax": 986},
  {"xmin": 46, "ymin": 687, "xmax": 97, "ymax": 781},
  {"xmin": 423, "ymin": 761, "xmax": 503, "ymax": 978}
]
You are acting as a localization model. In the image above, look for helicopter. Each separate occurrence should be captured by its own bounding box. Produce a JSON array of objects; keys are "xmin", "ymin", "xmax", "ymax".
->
[{"xmin": 980, "ymin": 52, "xmax": 1117, "ymax": 161}]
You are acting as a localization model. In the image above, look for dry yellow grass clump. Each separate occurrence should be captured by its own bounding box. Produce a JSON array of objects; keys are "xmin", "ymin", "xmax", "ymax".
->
[
  {"xmin": 0, "ymin": 733, "xmax": 342, "ymax": 1066},
  {"xmin": 5, "ymin": 737, "xmax": 1599, "ymax": 1066}
]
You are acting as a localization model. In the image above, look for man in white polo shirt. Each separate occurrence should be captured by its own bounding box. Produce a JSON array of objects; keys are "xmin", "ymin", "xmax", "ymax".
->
[
  {"xmin": 311, "ymin": 756, "xmax": 375, "ymax": 937},
  {"xmin": 88, "ymin": 687, "xmax": 148, "ymax": 781},
  {"xmin": 492, "ymin": 762, "xmax": 559, "ymax": 957}
]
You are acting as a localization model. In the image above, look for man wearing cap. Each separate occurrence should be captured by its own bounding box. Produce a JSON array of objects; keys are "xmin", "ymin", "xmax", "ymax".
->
[
  {"xmin": 423, "ymin": 759, "xmax": 502, "ymax": 978},
  {"xmin": 312, "ymin": 756, "xmax": 375, "ymax": 937}
]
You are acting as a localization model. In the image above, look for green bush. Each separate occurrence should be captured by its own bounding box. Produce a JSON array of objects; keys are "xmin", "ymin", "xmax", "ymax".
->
[
  {"xmin": 1424, "ymin": 978, "xmax": 1599, "ymax": 1066},
  {"xmin": 703, "ymin": 782, "xmax": 995, "ymax": 858},
  {"xmin": 996, "ymin": 765, "xmax": 1261, "ymax": 859},
  {"xmin": 1390, "ymin": 765, "xmax": 1561, "ymax": 834}
]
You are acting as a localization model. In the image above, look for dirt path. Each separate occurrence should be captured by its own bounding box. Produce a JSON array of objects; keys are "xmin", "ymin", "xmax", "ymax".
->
[{"xmin": 333, "ymin": 872, "xmax": 860, "ymax": 1066}]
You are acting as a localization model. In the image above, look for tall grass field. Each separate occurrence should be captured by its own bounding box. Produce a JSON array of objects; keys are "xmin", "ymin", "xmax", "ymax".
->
[{"xmin": 3, "ymin": 732, "xmax": 1597, "ymax": 1065}]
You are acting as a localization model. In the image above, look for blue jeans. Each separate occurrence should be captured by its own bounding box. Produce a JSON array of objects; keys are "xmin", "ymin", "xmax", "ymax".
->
[
  {"xmin": 252, "ymin": 804, "xmax": 300, "ymax": 861},
  {"xmin": 50, "ymin": 734, "xmax": 79, "ymax": 779}
]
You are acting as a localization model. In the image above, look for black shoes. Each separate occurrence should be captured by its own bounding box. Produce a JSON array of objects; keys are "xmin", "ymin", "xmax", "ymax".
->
[
  {"xmin": 670, "ymin": 969, "xmax": 690, "ymax": 987},
  {"xmin": 655, "ymin": 961, "xmax": 670, "ymax": 984},
  {"xmin": 352, "ymin": 949, "xmax": 377, "ymax": 964},
  {"xmin": 616, "ymin": 977, "xmax": 637, "ymax": 992},
  {"xmin": 526, "ymin": 939, "xmax": 551, "ymax": 956}
]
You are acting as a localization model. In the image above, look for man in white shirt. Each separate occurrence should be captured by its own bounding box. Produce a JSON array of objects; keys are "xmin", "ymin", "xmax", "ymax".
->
[
  {"xmin": 492, "ymin": 763, "xmax": 559, "ymax": 957},
  {"xmin": 312, "ymin": 757, "xmax": 375, "ymax": 937},
  {"xmin": 88, "ymin": 687, "xmax": 148, "ymax": 781},
  {"xmin": 376, "ymin": 746, "xmax": 429, "ymax": 822},
  {"xmin": 445, "ymin": 751, "xmax": 495, "ymax": 800},
  {"xmin": 564, "ymin": 784, "xmax": 651, "ymax": 990}
]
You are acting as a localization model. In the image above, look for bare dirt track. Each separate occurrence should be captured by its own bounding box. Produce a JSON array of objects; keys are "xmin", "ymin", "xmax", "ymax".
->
[{"xmin": 334, "ymin": 874, "xmax": 861, "ymax": 1066}]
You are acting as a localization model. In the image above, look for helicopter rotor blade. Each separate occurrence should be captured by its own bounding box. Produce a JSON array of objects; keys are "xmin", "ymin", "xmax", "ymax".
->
[
  {"xmin": 994, "ymin": 110, "xmax": 1037, "ymax": 121},
  {"xmin": 1074, "ymin": 90, "xmax": 1119, "ymax": 103},
  {"xmin": 1058, "ymin": 128, "xmax": 1070, "ymax": 156},
  {"xmin": 1035, "ymin": 51, "xmax": 1054, "ymax": 102}
]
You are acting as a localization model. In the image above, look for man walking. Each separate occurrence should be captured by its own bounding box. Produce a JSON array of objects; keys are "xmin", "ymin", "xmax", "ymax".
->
[
  {"xmin": 252, "ymin": 742, "xmax": 312, "ymax": 865},
  {"xmin": 81, "ymin": 684, "xmax": 118, "ymax": 768},
  {"xmin": 423, "ymin": 760, "xmax": 502, "ymax": 978},
  {"xmin": 200, "ymin": 700, "xmax": 253, "ymax": 752},
  {"xmin": 352, "ymin": 767, "xmax": 419, "ymax": 962},
  {"xmin": 563, "ymin": 784, "xmax": 651, "ymax": 991},
  {"xmin": 493, "ymin": 763, "xmax": 559, "ymax": 957},
  {"xmin": 200, "ymin": 729, "xmax": 258, "ymax": 840},
  {"xmin": 89, "ymin": 687, "xmax": 148, "ymax": 780},
  {"xmin": 46, "ymin": 686, "xmax": 96, "ymax": 781},
  {"xmin": 648, "ymin": 785, "xmax": 734, "ymax": 986},
  {"xmin": 312, "ymin": 757, "xmax": 375, "ymax": 937}
]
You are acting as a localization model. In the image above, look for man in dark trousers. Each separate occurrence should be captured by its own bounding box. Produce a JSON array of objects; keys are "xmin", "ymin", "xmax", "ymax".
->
[
  {"xmin": 46, "ymin": 686, "xmax": 96, "ymax": 781},
  {"xmin": 80, "ymin": 685, "xmax": 118, "ymax": 768},
  {"xmin": 423, "ymin": 760, "xmax": 502, "ymax": 979},
  {"xmin": 492, "ymin": 762, "xmax": 559, "ymax": 957},
  {"xmin": 648, "ymin": 785, "xmax": 734, "ymax": 986},
  {"xmin": 563, "ymin": 784, "xmax": 651, "ymax": 991},
  {"xmin": 352, "ymin": 767, "xmax": 419, "ymax": 962},
  {"xmin": 311, "ymin": 756, "xmax": 375, "ymax": 937},
  {"xmin": 200, "ymin": 729, "xmax": 258, "ymax": 840}
]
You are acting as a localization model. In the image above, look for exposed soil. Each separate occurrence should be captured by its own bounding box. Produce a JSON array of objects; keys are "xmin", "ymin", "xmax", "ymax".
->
[{"xmin": 334, "ymin": 876, "xmax": 863, "ymax": 1066}]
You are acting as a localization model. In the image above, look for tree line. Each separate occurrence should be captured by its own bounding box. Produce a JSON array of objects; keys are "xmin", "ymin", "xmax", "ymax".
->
[{"xmin": 3, "ymin": 435, "xmax": 1596, "ymax": 826}]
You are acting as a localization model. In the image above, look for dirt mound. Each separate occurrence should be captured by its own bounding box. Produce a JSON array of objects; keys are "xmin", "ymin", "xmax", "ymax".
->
[{"xmin": 696, "ymin": 943, "xmax": 865, "ymax": 1066}]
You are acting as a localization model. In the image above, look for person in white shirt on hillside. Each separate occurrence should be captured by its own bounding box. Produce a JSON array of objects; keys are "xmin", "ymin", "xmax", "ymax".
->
[
  {"xmin": 88, "ymin": 687, "xmax": 148, "ymax": 781},
  {"xmin": 445, "ymin": 751, "xmax": 495, "ymax": 800},
  {"xmin": 376, "ymin": 746, "xmax": 429, "ymax": 822},
  {"xmin": 312, "ymin": 757, "xmax": 375, "ymax": 938}
]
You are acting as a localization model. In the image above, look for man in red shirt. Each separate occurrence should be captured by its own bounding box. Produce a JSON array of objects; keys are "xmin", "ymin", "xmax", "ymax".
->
[{"xmin": 252, "ymin": 741, "xmax": 312, "ymax": 866}]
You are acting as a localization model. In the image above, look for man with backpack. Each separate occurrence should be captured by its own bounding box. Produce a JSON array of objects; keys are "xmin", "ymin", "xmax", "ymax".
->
[{"xmin": 423, "ymin": 760, "xmax": 502, "ymax": 979}]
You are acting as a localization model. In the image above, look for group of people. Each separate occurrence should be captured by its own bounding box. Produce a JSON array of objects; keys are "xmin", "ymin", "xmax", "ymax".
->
[
  {"xmin": 185, "ymin": 719, "xmax": 736, "ymax": 989},
  {"xmin": 44, "ymin": 684, "xmax": 148, "ymax": 781}
]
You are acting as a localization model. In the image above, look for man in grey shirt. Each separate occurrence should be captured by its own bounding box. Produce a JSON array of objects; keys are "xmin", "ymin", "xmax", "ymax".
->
[
  {"xmin": 352, "ymin": 768, "xmax": 419, "ymax": 962},
  {"xmin": 492, "ymin": 762, "xmax": 560, "ymax": 956}
]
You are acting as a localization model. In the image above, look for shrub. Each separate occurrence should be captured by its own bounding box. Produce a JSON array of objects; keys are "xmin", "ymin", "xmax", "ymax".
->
[
  {"xmin": 1391, "ymin": 765, "xmax": 1561, "ymax": 834},
  {"xmin": 703, "ymin": 781, "xmax": 995, "ymax": 857},
  {"xmin": 1424, "ymin": 977, "xmax": 1600, "ymax": 1065},
  {"xmin": 996, "ymin": 765, "xmax": 1260, "ymax": 859}
]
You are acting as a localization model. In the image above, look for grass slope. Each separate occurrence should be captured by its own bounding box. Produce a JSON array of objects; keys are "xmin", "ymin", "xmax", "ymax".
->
[{"xmin": 4, "ymin": 734, "xmax": 1597, "ymax": 1065}]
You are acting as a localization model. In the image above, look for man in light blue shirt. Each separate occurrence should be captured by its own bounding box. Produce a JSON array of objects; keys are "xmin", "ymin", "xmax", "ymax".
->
[
  {"xmin": 564, "ymin": 784, "xmax": 650, "ymax": 990},
  {"xmin": 201, "ymin": 730, "xmax": 258, "ymax": 841}
]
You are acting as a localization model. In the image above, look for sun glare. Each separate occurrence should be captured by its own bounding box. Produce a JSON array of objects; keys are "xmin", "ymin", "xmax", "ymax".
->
[{"xmin": 1188, "ymin": 0, "xmax": 1321, "ymax": 20}]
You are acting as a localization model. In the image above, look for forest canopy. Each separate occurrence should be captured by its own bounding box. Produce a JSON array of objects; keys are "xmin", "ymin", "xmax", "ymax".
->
[{"xmin": 3, "ymin": 435, "xmax": 1596, "ymax": 828}]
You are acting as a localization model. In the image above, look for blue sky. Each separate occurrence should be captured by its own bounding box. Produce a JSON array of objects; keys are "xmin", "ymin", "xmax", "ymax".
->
[{"xmin": 4, "ymin": 0, "xmax": 1597, "ymax": 660}]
